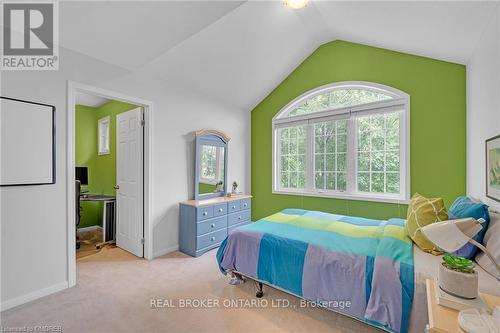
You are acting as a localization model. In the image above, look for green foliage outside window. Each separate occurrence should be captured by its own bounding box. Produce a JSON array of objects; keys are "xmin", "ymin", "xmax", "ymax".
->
[{"xmin": 289, "ymin": 89, "xmax": 391, "ymax": 117}]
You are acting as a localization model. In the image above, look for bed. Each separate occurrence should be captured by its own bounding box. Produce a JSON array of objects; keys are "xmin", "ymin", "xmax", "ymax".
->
[
  {"xmin": 216, "ymin": 208, "xmax": 414, "ymax": 333},
  {"xmin": 217, "ymin": 209, "xmax": 500, "ymax": 333}
]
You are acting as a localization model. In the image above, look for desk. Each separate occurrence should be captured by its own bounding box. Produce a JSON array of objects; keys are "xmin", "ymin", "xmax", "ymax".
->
[{"xmin": 80, "ymin": 194, "xmax": 116, "ymax": 245}]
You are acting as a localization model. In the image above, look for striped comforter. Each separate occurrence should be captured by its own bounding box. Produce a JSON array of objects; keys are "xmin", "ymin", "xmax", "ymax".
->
[{"xmin": 216, "ymin": 209, "xmax": 414, "ymax": 333}]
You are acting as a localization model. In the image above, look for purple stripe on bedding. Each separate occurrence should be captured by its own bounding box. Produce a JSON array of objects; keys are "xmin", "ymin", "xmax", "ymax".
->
[
  {"xmin": 220, "ymin": 230, "xmax": 263, "ymax": 277},
  {"xmin": 365, "ymin": 256, "xmax": 402, "ymax": 331},
  {"xmin": 302, "ymin": 244, "xmax": 367, "ymax": 318}
]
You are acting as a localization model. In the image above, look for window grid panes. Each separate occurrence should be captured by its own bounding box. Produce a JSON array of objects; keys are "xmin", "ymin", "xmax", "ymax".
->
[
  {"xmin": 357, "ymin": 112, "xmax": 400, "ymax": 194},
  {"xmin": 314, "ymin": 120, "xmax": 347, "ymax": 191},
  {"xmin": 288, "ymin": 89, "xmax": 392, "ymax": 117},
  {"xmin": 279, "ymin": 126, "xmax": 307, "ymax": 189},
  {"xmin": 273, "ymin": 84, "xmax": 408, "ymax": 202}
]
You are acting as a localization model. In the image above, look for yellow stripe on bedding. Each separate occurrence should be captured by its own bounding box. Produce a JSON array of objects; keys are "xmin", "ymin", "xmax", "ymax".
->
[
  {"xmin": 382, "ymin": 225, "xmax": 412, "ymax": 244},
  {"xmin": 263, "ymin": 212, "xmax": 410, "ymax": 243}
]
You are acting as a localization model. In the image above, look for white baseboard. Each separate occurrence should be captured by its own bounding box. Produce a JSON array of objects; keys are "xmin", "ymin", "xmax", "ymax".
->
[
  {"xmin": 153, "ymin": 244, "xmax": 179, "ymax": 258},
  {"xmin": 77, "ymin": 225, "xmax": 102, "ymax": 234},
  {"xmin": 1, "ymin": 281, "xmax": 69, "ymax": 312}
]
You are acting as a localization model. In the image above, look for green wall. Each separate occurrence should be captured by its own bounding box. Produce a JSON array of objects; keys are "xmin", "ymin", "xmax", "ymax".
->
[
  {"xmin": 251, "ymin": 40, "xmax": 466, "ymax": 221},
  {"xmin": 76, "ymin": 100, "xmax": 138, "ymax": 228},
  {"xmin": 76, "ymin": 105, "xmax": 100, "ymax": 228}
]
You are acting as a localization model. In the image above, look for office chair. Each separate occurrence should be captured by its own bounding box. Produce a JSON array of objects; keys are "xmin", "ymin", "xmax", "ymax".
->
[{"xmin": 76, "ymin": 180, "xmax": 81, "ymax": 250}]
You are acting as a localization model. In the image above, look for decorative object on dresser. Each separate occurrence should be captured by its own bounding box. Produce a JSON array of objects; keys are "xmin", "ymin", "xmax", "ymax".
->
[
  {"xmin": 180, "ymin": 129, "xmax": 252, "ymax": 257},
  {"xmin": 486, "ymin": 134, "xmax": 500, "ymax": 202}
]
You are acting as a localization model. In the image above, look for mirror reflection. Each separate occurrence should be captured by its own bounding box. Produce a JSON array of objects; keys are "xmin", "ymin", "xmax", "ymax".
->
[{"xmin": 198, "ymin": 144, "xmax": 225, "ymax": 195}]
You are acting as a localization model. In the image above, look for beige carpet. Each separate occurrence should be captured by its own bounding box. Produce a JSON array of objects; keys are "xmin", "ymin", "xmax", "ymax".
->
[
  {"xmin": 76, "ymin": 228, "xmax": 115, "ymax": 260},
  {"xmin": 1, "ymin": 248, "xmax": 382, "ymax": 333}
]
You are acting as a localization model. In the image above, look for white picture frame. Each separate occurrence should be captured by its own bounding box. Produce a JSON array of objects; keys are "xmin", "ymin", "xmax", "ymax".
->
[
  {"xmin": 0, "ymin": 97, "xmax": 55, "ymax": 186},
  {"xmin": 486, "ymin": 134, "xmax": 500, "ymax": 202}
]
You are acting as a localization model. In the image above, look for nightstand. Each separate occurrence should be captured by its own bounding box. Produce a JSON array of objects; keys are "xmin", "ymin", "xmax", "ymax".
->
[{"xmin": 425, "ymin": 278, "xmax": 500, "ymax": 333}]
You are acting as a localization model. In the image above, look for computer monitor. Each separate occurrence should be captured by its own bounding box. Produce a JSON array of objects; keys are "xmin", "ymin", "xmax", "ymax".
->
[{"xmin": 75, "ymin": 167, "xmax": 88, "ymax": 185}]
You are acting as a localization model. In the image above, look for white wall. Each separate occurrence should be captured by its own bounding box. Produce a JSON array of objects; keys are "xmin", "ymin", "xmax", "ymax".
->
[
  {"xmin": 0, "ymin": 46, "xmax": 250, "ymax": 309},
  {"xmin": 467, "ymin": 3, "xmax": 500, "ymax": 211}
]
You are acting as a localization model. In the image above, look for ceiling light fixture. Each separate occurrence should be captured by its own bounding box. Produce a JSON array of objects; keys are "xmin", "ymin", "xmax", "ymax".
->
[{"xmin": 283, "ymin": 0, "xmax": 309, "ymax": 10}]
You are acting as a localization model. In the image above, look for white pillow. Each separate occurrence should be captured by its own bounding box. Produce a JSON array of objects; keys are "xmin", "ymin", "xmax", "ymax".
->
[{"xmin": 475, "ymin": 210, "xmax": 500, "ymax": 279}]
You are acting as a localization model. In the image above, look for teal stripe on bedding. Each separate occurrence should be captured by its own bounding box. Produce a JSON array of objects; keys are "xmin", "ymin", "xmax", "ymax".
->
[
  {"xmin": 400, "ymin": 262, "xmax": 414, "ymax": 333},
  {"xmin": 365, "ymin": 256, "xmax": 374, "ymax": 306},
  {"xmin": 257, "ymin": 233, "xmax": 308, "ymax": 296}
]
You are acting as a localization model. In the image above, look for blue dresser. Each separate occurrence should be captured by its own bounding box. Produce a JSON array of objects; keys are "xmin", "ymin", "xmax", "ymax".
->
[{"xmin": 179, "ymin": 195, "xmax": 252, "ymax": 257}]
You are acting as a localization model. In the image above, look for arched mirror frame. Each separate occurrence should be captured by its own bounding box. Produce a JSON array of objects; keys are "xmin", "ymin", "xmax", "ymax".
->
[{"xmin": 194, "ymin": 129, "xmax": 230, "ymax": 200}]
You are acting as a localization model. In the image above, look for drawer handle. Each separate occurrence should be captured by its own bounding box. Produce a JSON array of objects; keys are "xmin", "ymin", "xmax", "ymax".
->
[
  {"xmin": 238, "ymin": 216, "xmax": 242, "ymax": 220},
  {"xmin": 218, "ymin": 208, "xmax": 223, "ymax": 212},
  {"xmin": 232, "ymin": 205, "xmax": 236, "ymax": 209},
  {"xmin": 210, "ymin": 236, "xmax": 216, "ymax": 241},
  {"xmin": 211, "ymin": 223, "xmax": 216, "ymax": 228},
  {"xmin": 244, "ymin": 203, "xmax": 247, "ymax": 207},
  {"xmin": 203, "ymin": 211, "xmax": 208, "ymax": 216}
]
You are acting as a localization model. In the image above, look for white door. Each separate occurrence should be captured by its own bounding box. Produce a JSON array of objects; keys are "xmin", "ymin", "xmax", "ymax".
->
[{"xmin": 116, "ymin": 107, "xmax": 144, "ymax": 257}]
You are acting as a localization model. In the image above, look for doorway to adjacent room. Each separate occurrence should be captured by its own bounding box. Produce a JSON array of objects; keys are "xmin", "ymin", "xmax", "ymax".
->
[{"xmin": 67, "ymin": 82, "xmax": 154, "ymax": 287}]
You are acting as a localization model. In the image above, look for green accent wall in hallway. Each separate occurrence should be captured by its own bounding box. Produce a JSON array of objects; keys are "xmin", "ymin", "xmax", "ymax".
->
[
  {"xmin": 251, "ymin": 40, "xmax": 466, "ymax": 221},
  {"xmin": 76, "ymin": 100, "xmax": 138, "ymax": 228}
]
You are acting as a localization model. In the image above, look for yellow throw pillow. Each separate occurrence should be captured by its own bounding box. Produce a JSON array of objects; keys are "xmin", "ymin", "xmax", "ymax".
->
[{"xmin": 406, "ymin": 193, "xmax": 448, "ymax": 255}]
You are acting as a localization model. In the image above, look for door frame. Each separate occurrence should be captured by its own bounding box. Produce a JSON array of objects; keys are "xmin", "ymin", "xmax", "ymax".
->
[{"xmin": 66, "ymin": 81, "xmax": 154, "ymax": 288}]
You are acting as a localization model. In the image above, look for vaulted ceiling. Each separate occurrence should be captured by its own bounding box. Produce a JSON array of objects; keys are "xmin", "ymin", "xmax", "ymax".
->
[{"xmin": 59, "ymin": 1, "xmax": 499, "ymax": 110}]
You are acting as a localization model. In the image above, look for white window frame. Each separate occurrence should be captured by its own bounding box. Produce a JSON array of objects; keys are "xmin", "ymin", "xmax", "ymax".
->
[
  {"xmin": 98, "ymin": 116, "xmax": 110, "ymax": 155},
  {"xmin": 272, "ymin": 81, "xmax": 410, "ymax": 204}
]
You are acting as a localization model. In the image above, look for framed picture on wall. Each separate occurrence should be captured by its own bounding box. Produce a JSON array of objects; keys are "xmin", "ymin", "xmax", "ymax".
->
[
  {"xmin": 486, "ymin": 134, "xmax": 500, "ymax": 202},
  {"xmin": 0, "ymin": 97, "xmax": 56, "ymax": 186}
]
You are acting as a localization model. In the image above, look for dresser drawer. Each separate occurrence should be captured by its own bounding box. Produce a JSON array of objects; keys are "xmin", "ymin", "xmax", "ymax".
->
[
  {"xmin": 228, "ymin": 209, "xmax": 251, "ymax": 227},
  {"xmin": 228, "ymin": 220, "xmax": 250, "ymax": 234},
  {"xmin": 197, "ymin": 228, "xmax": 227, "ymax": 250},
  {"xmin": 197, "ymin": 216, "xmax": 227, "ymax": 236},
  {"xmin": 240, "ymin": 198, "xmax": 251, "ymax": 210},
  {"xmin": 197, "ymin": 206, "xmax": 214, "ymax": 221},
  {"xmin": 228, "ymin": 200, "xmax": 241, "ymax": 212},
  {"xmin": 213, "ymin": 203, "xmax": 228, "ymax": 217}
]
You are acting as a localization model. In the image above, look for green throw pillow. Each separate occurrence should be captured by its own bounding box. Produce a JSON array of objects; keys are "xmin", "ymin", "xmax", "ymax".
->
[{"xmin": 406, "ymin": 193, "xmax": 448, "ymax": 255}]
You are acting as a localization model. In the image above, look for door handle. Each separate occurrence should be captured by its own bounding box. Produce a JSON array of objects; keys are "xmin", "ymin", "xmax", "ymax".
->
[{"xmin": 114, "ymin": 185, "xmax": 120, "ymax": 190}]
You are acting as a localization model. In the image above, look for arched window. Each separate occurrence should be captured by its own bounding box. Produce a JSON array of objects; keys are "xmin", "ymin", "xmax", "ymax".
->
[{"xmin": 272, "ymin": 82, "xmax": 409, "ymax": 202}]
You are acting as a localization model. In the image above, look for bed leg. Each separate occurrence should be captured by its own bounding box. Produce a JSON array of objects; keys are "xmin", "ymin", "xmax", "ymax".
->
[
  {"xmin": 229, "ymin": 272, "xmax": 245, "ymax": 285},
  {"xmin": 256, "ymin": 282, "xmax": 264, "ymax": 298}
]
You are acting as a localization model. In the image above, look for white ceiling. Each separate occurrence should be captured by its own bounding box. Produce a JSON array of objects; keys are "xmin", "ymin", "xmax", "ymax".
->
[
  {"xmin": 60, "ymin": 1, "xmax": 244, "ymax": 70},
  {"xmin": 75, "ymin": 92, "xmax": 109, "ymax": 108},
  {"xmin": 59, "ymin": 1, "xmax": 499, "ymax": 111},
  {"xmin": 313, "ymin": 1, "xmax": 495, "ymax": 64}
]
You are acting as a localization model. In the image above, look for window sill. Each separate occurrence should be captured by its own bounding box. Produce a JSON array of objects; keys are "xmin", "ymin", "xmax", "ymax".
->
[{"xmin": 272, "ymin": 189, "xmax": 410, "ymax": 204}]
